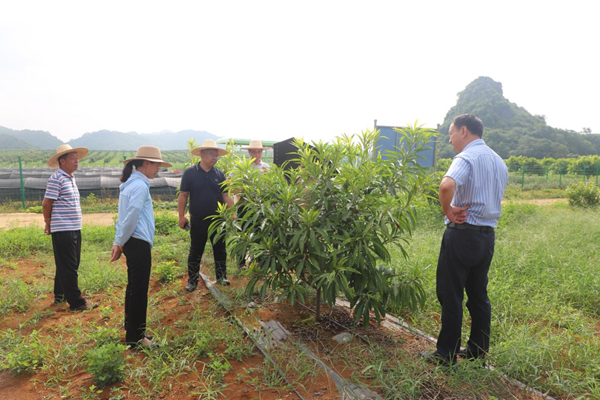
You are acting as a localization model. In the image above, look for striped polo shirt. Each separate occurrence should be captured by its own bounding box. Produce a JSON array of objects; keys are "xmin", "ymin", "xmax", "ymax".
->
[
  {"xmin": 44, "ymin": 168, "xmax": 82, "ymax": 232},
  {"xmin": 444, "ymin": 139, "xmax": 508, "ymax": 228}
]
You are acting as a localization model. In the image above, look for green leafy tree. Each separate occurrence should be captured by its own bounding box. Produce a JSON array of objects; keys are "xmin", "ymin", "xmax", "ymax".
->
[{"xmin": 213, "ymin": 124, "xmax": 435, "ymax": 325}]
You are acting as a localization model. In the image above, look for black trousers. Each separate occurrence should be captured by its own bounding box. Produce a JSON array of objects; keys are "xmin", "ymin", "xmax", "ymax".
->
[
  {"xmin": 435, "ymin": 226, "xmax": 495, "ymax": 359},
  {"xmin": 187, "ymin": 216, "xmax": 227, "ymax": 284},
  {"xmin": 123, "ymin": 237, "xmax": 152, "ymax": 345},
  {"xmin": 51, "ymin": 230, "xmax": 85, "ymax": 308}
]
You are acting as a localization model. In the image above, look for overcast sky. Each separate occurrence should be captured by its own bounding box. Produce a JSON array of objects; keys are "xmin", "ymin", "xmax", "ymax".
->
[{"xmin": 1, "ymin": 1, "xmax": 598, "ymax": 144}]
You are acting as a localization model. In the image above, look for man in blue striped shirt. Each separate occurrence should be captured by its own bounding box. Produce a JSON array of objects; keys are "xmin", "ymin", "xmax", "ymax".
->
[
  {"xmin": 421, "ymin": 114, "xmax": 508, "ymax": 366},
  {"xmin": 43, "ymin": 145, "xmax": 96, "ymax": 311}
]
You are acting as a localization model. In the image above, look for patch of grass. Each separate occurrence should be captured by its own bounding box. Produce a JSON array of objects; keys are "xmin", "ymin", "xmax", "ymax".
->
[
  {"xmin": 0, "ymin": 227, "xmax": 52, "ymax": 258},
  {"xmin": 391, "ymin": 202, "xmax": 600, "ymax": 398},
  {"xmin": 1, "ymin": 330, "xmax": 51, "ymax": 374},
  {"xmin": 0, "ymin": 277, "xmax": 38, "ymax": 315},
  {"xmin": 79, "ymin": 252, "xmax": 127, "ymax": 294}
]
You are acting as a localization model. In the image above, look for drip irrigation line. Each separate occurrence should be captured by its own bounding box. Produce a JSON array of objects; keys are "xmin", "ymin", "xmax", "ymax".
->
[
  {"xmin": 198, "ymin": 270, "xmax": 382, "ymax": 399},
  {"xmin": 300, "ymin": 298, "xmax": 555, "ymax": 400},
  {"xmin": 197, "ymin": 271, "xmax": 306, "ymax": 400}
]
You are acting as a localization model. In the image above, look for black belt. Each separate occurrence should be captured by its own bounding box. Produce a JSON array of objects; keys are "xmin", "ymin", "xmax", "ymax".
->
[{"xmin": 447, "ymin": 222, "xmax": 493, "ymax": 232}]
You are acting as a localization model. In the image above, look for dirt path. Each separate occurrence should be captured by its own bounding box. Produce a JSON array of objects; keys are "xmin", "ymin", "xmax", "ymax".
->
[
  {"xmin": 504, "ymin": 198, "xmax": 567, "ymax": 205},
  {"xmin": 0, "ymin": 213, "xmax": 116, "ymax": 229}
]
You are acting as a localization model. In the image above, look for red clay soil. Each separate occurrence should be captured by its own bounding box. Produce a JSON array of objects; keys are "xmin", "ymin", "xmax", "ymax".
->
[
  {"xmin": 1, "ymin": 257, "xmax": 548, "ymax": 400},
  {"xmin": 0, "ymin": 259, "xmax": 303, "ymax": 399}
]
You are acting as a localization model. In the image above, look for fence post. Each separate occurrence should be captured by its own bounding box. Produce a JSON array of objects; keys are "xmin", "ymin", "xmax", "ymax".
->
[
  {"xmin": 521, "ymin": 165, "xmax": 525, "ymax": 189},
  {"xmin": 583, "ymin": 165, "xmax": 587, "ymax": 181},
  {"xmin": 546, "ymin": 167, "xmax": 549, "ymax": 182},
  {"xmin": 596, "ymin": 163, "xmax": 599, "ymax": 185},
  {"xmin": 559, "ymin": 166, "xmax": 562, "ymax": 189},
  {"xmin": 18, "ymin": 155, "xmax": 26, "ymax": 210}
]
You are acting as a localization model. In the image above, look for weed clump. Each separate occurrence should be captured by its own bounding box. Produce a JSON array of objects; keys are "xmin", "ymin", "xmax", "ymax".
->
[
  {"xmin": 1, "ymin": 330, "xmax": 50, "ymax": 374},
  {"xmin": 566, "ymin": 182, "xmax": 600, "ymax": 207},
  {"xmin": 86, "ymin": 342, "xmax": 128, "ymax": 386}
]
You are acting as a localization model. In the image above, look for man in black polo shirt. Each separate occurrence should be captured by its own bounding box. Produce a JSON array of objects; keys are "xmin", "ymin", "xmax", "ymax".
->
[{"xmin": 178, "ymin": 139, "xmax": 234, "ymax": 291}]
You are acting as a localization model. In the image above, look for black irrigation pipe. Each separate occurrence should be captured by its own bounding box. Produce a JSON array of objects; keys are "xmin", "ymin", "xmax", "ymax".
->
[
  {"xmin": 328, "ymin": 299, "xmax": 557, "ymax": 400},
  {"xmin": 197, "ymin": 271, "xmax": 306, "ymax": 400},
  {"xmin": 198, "ymin": 270, "xmax": 382, "ymax": 399}
]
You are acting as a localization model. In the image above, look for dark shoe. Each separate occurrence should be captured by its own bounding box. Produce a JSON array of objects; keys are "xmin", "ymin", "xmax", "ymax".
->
[
  {"xmin": 185, "ymin": 283, "xmax": 197, "ymax": 292},
  {"xmin": 419, "ymin": 351, "xmax": 455, "ymax": 367},
  {"xmin": 216, "ymin": 278, "xmax": 230, "ymax": 286},
  {"xmin": 458, "ymin": 349, "xmax": 487, "ymax": 366},
  {"xmin": 458, "ymin": 348, "xmax": 486, "ymax": 359},
  {"xmin": 130, "ymin": 340, "xmax": 160, "ymax": 350},
  {"xmin": 51, "ymin": 298, "xmax": 66, "ymax": 306},
  {"xmin": 70, "ymin": 301, "xmax": 98, "ymax": 312}
]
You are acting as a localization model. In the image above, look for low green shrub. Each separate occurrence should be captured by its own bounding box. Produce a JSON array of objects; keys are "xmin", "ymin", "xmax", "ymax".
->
[
  {"xmin": 81, "ymin": 192, "xmax": 97, "ymax": 205},
  {"xmin": 566, "ymin": 182, "xmax": 600, "ymax": 207},
  {"xmin": 155, "ymin": 212, "xmax": 179, "ymax": 235},
  {"xmin": 154, "ymin": 261, "xmax": 180, "ymax": 283},
  {"xmin": 0, "ymin": 278, "xmax": 36, "ymax": 315},
  {"xmin": 1, "ymin": 330, "xmax": 50, "ymax": 374},
  {"xmin": 25, "ymin": 205, "xmax": 42, "ymax": 213},
  {"xmin": 91, "ymin": 326, "xmax": 121, "ymax": 346},
  {"xmin": 86, "ymin": 342, "xmax": 128, "ymax": 387}
]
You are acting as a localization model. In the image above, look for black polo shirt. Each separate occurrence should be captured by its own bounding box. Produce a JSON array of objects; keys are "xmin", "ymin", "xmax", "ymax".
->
[{"xmin": 180, "ymin": 164, "xmax": 226, "ymax": 219}]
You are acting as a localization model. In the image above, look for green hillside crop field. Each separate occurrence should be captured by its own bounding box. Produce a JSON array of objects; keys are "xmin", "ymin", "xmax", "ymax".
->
[
  {"xmin": 0, "ymin": 202, "xmax": 598, "ymax": 398},
  {"xmin": 0, "ymin": 150, "xmax": 192, "ymax": 170}
]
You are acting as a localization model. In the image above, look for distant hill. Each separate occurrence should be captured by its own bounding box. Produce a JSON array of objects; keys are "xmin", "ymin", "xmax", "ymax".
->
[
  {"xmin": 0, "ymin": 126, "xmax": 63, "ymax": 150},
  {"xmin": 68, "ymin": 129, "xmax": 219, "ymax": 150},
  {"xmin": 437, "ymin": 77, "xmax": 599, "ymax": 158},
  {"xmin": 0, "ymin": 132, "xmax": 36, "ymax": 149}
]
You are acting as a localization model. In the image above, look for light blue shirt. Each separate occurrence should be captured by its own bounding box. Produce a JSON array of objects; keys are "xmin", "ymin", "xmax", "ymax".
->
[
  {"xmin": 114, "ymin": 170, "xmax": 155, "ymax": 246},
  {"xmin": 444, "ymin": 139, "xmax": 508, "ymax": 228}
]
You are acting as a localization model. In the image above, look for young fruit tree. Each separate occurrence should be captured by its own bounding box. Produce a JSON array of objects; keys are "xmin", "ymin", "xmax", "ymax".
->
[{"xmin": 212, "ymin": 125, "xmax": 436, "ymax": 325}]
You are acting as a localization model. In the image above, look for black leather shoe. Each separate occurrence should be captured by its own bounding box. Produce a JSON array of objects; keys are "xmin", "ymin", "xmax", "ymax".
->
[
  {"xmin": 70, "ymin": 301, "xmax": 98, "ymax": 312},
  {"xmin": 216, "ymin": 278, "xmax": 230, "ymax": 286},
  {"xmin": 458, "ymin": 348, "xmax": 486, "ymax": 360},
  {"xmin": 419, "ymin": 351, "xmax": 455, "ymax": 367},
  {"xmin": 130, "ymin": 341, "xmax": 160, "ymax": 350},
  {"xmin": 51, "ymin": 298, "xmax": 66, "ymax": 306},
  {"xmin": 185, "ymin": 283, "xmax": 197, "ymax": 292},
  {"xmin": 458, "ymin": 349, "xmax": 487, "ymax": 366}
]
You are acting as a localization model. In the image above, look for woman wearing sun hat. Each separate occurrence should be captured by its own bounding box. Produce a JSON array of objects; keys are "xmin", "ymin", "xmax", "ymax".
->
[
  {"xmin": 110, "ymin": 145, "xmax": 171, "ymax": 349},
  {"xmin": 43, "ymin": 144, "xmax": 97, "ymax": 311}
]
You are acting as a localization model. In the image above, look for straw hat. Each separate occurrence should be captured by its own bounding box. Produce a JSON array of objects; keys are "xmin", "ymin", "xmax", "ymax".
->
[
  {"xmin": 123, "ymin": 146, "xmax": 172, "ymax": 167},
  {"xmin": 47, "ymin": 144, "xmax": 89, "ymax": 167},
  {"xmin": 241, "ymin": 139, "xmax": 271, "ymax": 151},
  {"xmin": 191, "ymin": 139, "xmax": 229, "ymax": 157}
]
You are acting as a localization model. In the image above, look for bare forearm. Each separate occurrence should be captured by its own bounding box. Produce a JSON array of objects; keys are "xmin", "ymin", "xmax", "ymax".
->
[
  {"xmin": 222, "ymin": 193, "xmax": 234, "ymax": 208},
  {"xmin": 439, "ymin": 177, "xmax": 455, "ymax": 217},
  {"xmin": 42, "ymin": 198, "xmax": 53, "ymax": 221},
  {"xmin": 177, "ymin": 192, "xmax": 188, "ymax": 218}
]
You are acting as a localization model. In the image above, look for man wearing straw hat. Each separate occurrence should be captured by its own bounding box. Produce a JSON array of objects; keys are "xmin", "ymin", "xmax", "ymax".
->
[
  {"xmin": 235, "ymin": 139, "xmax": 271, "ymax": 269},
  {"xmin": 178, "ymin": 139, "xmax": 234, "ymax": 291},
  {"xmin": 42, "ymin": 144, "xmax": 96, "ymax": 311},
  {"xmin": 241, "ymin": 139, "xmax": 271, "ymax": 171}
]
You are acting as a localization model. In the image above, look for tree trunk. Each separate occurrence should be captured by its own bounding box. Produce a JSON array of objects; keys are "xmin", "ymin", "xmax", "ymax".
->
[{"xmin": 315, "ymin": 287, "xmax": 321, "ymax": 322}]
